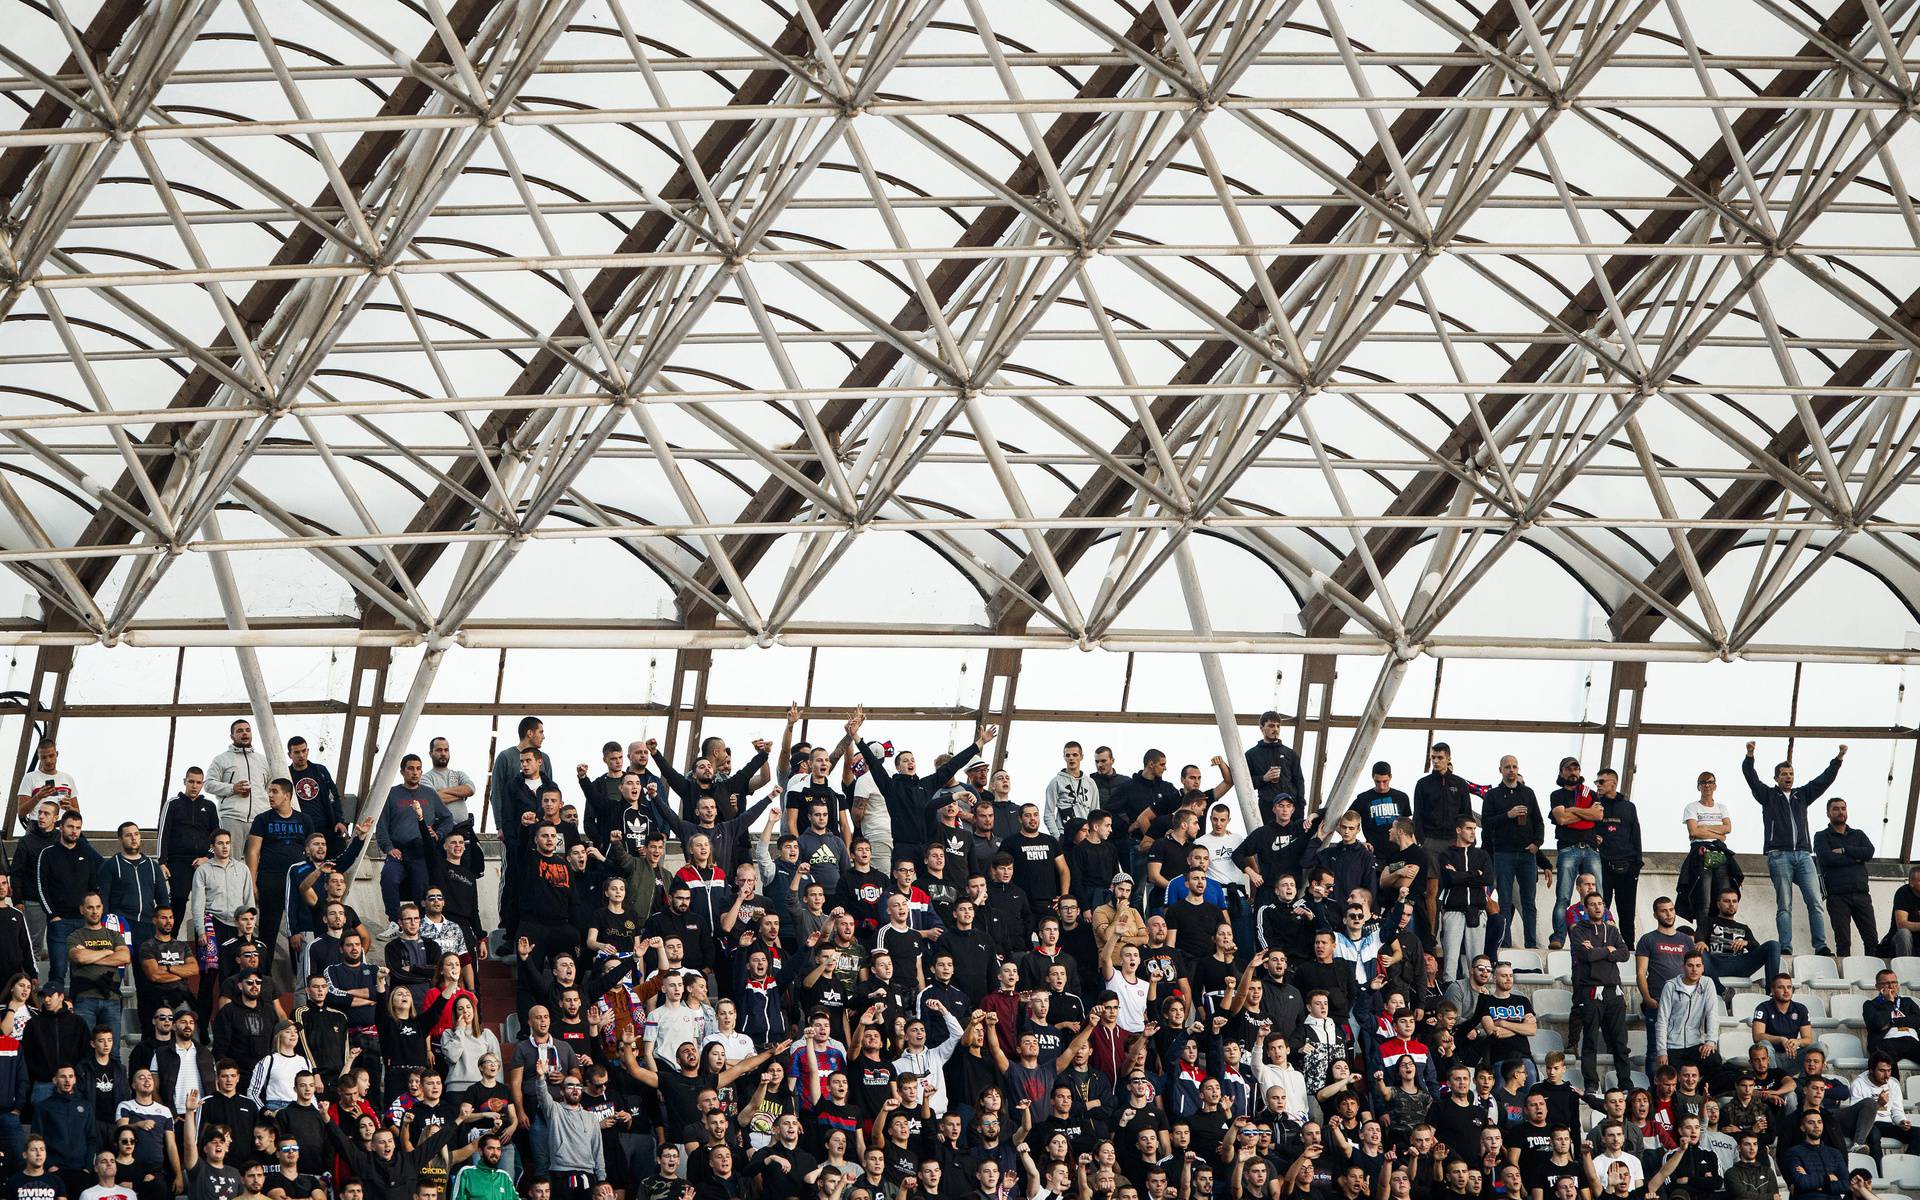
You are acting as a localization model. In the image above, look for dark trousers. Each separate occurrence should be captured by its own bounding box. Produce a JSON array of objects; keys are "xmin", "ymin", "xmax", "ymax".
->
[
  {"xmin": 1603, "ymin": 870, "xmax": 1639, "ymax": 944},
  {"xmin": 1824, "ymin": 890, "xmax": 1877, "ymax": 957},
  {"xmin": 1579, "ymin": 990, "xmax": 1632, "ymax": 1088}
]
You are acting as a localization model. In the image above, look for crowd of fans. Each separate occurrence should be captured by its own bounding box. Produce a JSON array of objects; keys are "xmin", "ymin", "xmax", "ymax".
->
[{"xmin": 0, "ymin": 709, "xmax": 1918, "ymax": 1200}]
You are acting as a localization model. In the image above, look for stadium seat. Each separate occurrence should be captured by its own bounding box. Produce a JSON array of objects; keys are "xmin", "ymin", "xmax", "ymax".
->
[
  {"xmin": 1628, "ymin": 1069, "xmax": 1649, "ymax": 1090},
  {"xmin": 1829, "ymin": 994, "xmax": 1867, "ymax": 1026},
  {"xmin": 1797, "ymin": 956, "xmax": 1839, "ymax": 989},
  {"xmin": 1535, "ymin": 1029, "xmax": 1565, "ymax": 1057},
  {"xmin": 1834, "ymin": 955, "xmax": 1885, "ymax": 988},
  {"xmin": 1732, "ymin": 992, "xmax": 1769, "ymax": 1020},
  {"xmin": 1906, "ymin": 1074, "xmax": 1920, "ymax": 1106},
  {"xmin": 1892, "ymin": 957, "xmax": 1920, "ymax": 988},
  {"xmin": 1544, "ymin": 951, "xmax": 1571, "ymax": 982},
  {"xmin": 1506, "ymin": 949, "xmax": 1545, "ymax": 975},
  {"xmin": 1849, "ymin": 1154, "xmax": 1888, "ymax": 1189},
  {"xmin": 1883, "ymin": 1155, "xmax": 1920, "ymax": 1190},
  {"xmin": 1820, "ymin": 1032, "xmax": 1867, "ymax": 1071},
  {"xmin": 1799, "ymin": 994, "xmax": 1834, "ymax": 1029},
  {"xmin": 1718, "ymin": 1028, "xmax": 1753, "ymax": 1060},
  {"xmin": 1627, "ymin": 1028, "xmax": 1648, "ymax": 1055},
  {"xmin": 1534, "ymin": 989, "xmax": 1573, "ymax": 1022}
]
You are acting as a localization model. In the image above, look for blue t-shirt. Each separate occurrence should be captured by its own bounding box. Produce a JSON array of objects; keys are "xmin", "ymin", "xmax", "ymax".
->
[{"xmin": 1752, "ymin": 999, "xmax": 1810, "ymax": 1041}]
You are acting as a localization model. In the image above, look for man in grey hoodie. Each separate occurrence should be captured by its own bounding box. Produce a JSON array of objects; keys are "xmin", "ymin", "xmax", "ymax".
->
[
  {"xmin": 207, "ymin": 719, "xmax": 277, "ymax": 848},
  {"xmin": 530, "ymin": 1073, "xmax": 608, "ymax": 1192}
]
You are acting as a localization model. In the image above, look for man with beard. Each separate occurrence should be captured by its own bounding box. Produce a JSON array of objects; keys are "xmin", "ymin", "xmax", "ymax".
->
[
  {"xmin": 1234, "ymin": 795, "xmax": 1311, "ymax": 905},
  {"xmin": 654, "ymin": 739, "xmax": 770, "ymax": 824},
  {"xmin": 134, "ymin": 905, "xmax": 198, "ymax": 1030}
]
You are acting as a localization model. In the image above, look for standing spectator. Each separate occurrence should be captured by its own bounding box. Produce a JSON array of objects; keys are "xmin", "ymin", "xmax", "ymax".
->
[
  {"xmin": 1043, "ymin": 742, "xmax": 1094, "ymax": 840},
  {"xmin": 576, "ymin": 743, "xmax": 629, "ymax": 853},
  {"xmin": 0, "ymin": 877, "xmax": 33, "ymax": 984},
  {"xmin": 1245, "ymin": 712, "xmax": 1306, "ymax": 811},
  {"xmin": 206, "ymin": 719, "xmax": 275, "ymax": 849},
  {"xmin": 66, "ymin": 894, "xmax": 127, "ymax": 1053},
  {"xmin": 156, "ymin": 767, "xmax": 219, "ymax": 917},
  {"xmin": 34, "ymin": 1065, "xmax": 93, "ymax": 1193},
  {"xmin": 1679, "ymin": 770, "xmax": 1739, "ymax": 929},
  {"xmin": 851, "ymin": 712, "xmax": 985, "ymax": 871},
  {"xmin": 657, "ymin": 742, "xmax": 770, "ymax": 826},
  {"xmin": 1888, "ymin": 864, "xmax": 1920, "ymax": 957},
  {"xmin": 1811, "ymin": 798, "xmax": 1875, "ymax": 958},
  {"xmin": 183, "ymin": 831, "xmax": 253, "ymax": 967},
  {"xmin": 38, "ymin": 812, "xmax": 103, "ymax": 993},
  {"xmin": 488, "ymin": 717, "xmax": 552, "ymax": 845},
  {"xmin": 1636, "ymin": 896, "xmax": 1696, "ymax": 1068},
  {"xmin": 133, "ymin": 905, "xmax": 197, "ymax": 1033},
  {"xmin": 23, "ymin": 988, "xmax": 87, "ymax": 1110},
  {"xmin": 11, "ymin": 800, "xmax": 60, "ymax": 974},
  {"xmin": 1436, "ymin": 817, "xmax": 1494, "ymax": 983},
  {"xmin": 14, "ymin": 740, "xmax": 77, "ymax": 820},
  {"xmin": 1569, "ymin": 891, "xmax": 1632, "ymax": 1089},
  {"xmin": 1652, "ymin": 951, "xmax": 1720, "ymax": 1074},
  {"xmin": 1000, "ymin": 805, "xmax": 1068, "ymax": 915},
  {"xmin": 1352, "ymin": 762, "xmax": 1411, "ymax": 857},
  {"xmin": 424, "ymin": 737, "xmax": 478, "ymax": 830},
  {"xmin": 1593, "ymin": 769, "xmax": 1643, "ymax": 943},
  {"xmin": 243, "ymin": 780, "xmax": 314, "ymax": 988},
  {"xmin": 376, "ymin": 755, "xmax": 456, "ymax": 940},
  {"xmin": 1547, "ymin": 758, "xmax": 1606, "ymax": 951},
  {"xmin": 95, "ymin": 824, "xmax": 162, "ymax": 958},
  {"xmin": 1481, "ymin": 755, "xmax": 1544, "ymax": 950},
  {"xmin": 1413, "ymin": 744, "xmax": 1485, "ymax": 935},
  {"xmin": 1741, "ymin": 741, "xmax": 1845, "ymax": 958},
  {"xmin": 285, "ymin": 737, "xmax": 346, "ymax": 857}
]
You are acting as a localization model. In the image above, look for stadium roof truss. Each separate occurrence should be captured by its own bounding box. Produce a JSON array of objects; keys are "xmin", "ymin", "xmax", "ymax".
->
[{"xmin": 1, "ymin": 0, "xmax": 1919, "ymax": 676}]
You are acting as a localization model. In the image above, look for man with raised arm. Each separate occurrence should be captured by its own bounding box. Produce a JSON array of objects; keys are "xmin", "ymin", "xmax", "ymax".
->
[{"xmin": 1741, "ymin": 740, "xmax": 1844, "ymax": 958}]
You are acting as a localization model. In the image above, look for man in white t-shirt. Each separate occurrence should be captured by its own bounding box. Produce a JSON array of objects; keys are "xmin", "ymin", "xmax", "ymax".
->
[
  {"xmin": 1195, "ymin": 802, "xmax": 1248, "ymax": 889},
  {"xmin": 77, "ymin": 1151, "xmax": 137, "ymax": 1200},
  {"xmin": 1588, "ymin": 1119, "xmax": 1644, "ymax": 1188},
  {"xmin": 15, "ymin": 739, "xmax": 77, "ymax": 819}
]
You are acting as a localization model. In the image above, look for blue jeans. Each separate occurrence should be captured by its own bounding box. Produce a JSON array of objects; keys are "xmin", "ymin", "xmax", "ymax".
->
[
  {"xmin": 1551, "ymin": 846, "xmax": 1603, "ymax": 942},
  {"xmin": 72, "ymin": 996, "xmax": 119, "ymax": 1052},
  {"xmin": 1765, "ymin": 850, "xmax": 1829, "ymax": 954},
  {"xmin": 1705, "ymin": 941, "xmax": 1783, "ymax": 989},
  {"xmin": 44, "ymin": 918, "xmax": 79, "ymax": 991},
  {"xmin": 1492, "ymin": 850, "xmax": 1539, "ymax": 948},
  {"xmin": 380, "ymin": 856, "xmax": 428, "ymax": 922}
]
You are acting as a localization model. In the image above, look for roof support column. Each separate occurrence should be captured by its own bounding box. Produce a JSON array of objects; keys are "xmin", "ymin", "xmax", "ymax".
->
[
  {"xmin": 1597, "ymin": 662, "xmax": 1647, "ymax": 791},
  {"xmin": 204, "ymin": 511, "xmax": 286, "ymax": 785},
  {"xmin": 976, "ymin": 647, "xmax": 1022, "ymax": 773},
  {"xmin": 343, "ymin": 647, "xmax": 392, "ymax": 809},
  {"xmin": 355, "ymin": 647, "xmax": 446, "ymax": 827},
  {"xmin": 1174, "ymin": 541, "xmax": 1260, "ymax": 830},
  {"xmin": 5, "ymin": 645, "xmax": 71, "ymax": 839},
  {"xmin": 1299, "ymin": 655, "xmax": 1338, "ymax": 818},
  {"xmin": 662, "ymin": 649, "xmax": 712, "ymax": 782},
  {"xmin": 1315, "ymin": 654, "xmax": 1411, "ymax": 842}
]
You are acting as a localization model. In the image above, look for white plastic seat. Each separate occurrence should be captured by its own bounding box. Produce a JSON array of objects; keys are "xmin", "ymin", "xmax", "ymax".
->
[
  {"xmin": 1829, "ymin": 994, "xmax": 1867, "ymax": 1026},
  {"xmin": 1892, "ymin": 958, "xmax": 1920, "ymax": 989},
  {"xmin": 1883, "ymin": 1155, "xmax": 1920, "ymax": 1190},
  {"xmin": 1797, "ymin": 956, "xmax": 1839, "ymax": 989},
  {"xmin": 1820, "ymin": 1031, "xmax": 1867, "ymax": 1070},
  {"xmin": 1506, "ymin": 949, "xmax": 1545, "ymax": 974},
  {"xmin": 1718, "ymin": 1028, "xmax": 1753, "ymax": 1059},
  {"xmin": 1535, "ymin": 989, "xmax": 1573, "ymax": 1022},
  {"xmin": 1544, "ymin": 951, "xmax": 1572, "ymax": 982},
  {"xmin": 1799, "ymin": 994, "xmax": 1835, "ymax": 1029},
  {"xmin": 1732, "ymin": 992, "xmax": 1769, "ymax": 1022},
  {"xmin": 1849, "ymin": 1155, "xmax": 1890, "ymax": 1190},
  {"xmin": 1534, "ymin": 1029, "xmax": 1565, "ymax": 1056},
  {"xmin": 1834, "ymin": 955, "xmax": 1886, "ymax": 988},
  {"xmin": 1906, "ymin": 1074, "xmax": 1920, "ymax": 1106},
  {"xmin": 1627, "ymin": 1027, "xmax": 1648, "ymax": 1056}
]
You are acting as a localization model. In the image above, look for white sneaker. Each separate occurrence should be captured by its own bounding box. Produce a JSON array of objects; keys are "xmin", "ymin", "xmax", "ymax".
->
[{"xmin": 380, "ymin": 921, "xmax": 400, "ymax": 940}]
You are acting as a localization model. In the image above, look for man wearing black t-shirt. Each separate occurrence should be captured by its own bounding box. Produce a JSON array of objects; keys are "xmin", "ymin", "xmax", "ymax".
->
[
  {"xmin": 1469, "ymin": 963, "xmax": 1535, "ymax": 1076},
  {"xmin": 1165, "ymin": 867, "xmax": 1227, "ymax": 951},
  {"xmin": 1000, "ymin": 805, "xmax": 1067, "ymax": 915},
  {"xmin": 751, "ymin": 1113, "xmax": 820, "ymax": 1200},
  {"xmin": 1699, "ymin": 889, "xmax": 1782, "ymax": 993},
  {"xmin": 1430, "ymin": 1065, "xmax": 1491, "ymax": 1161},
  {"xmin": 1888, "ymin": 864, "xmax": 1920, "ymax": 957}
]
